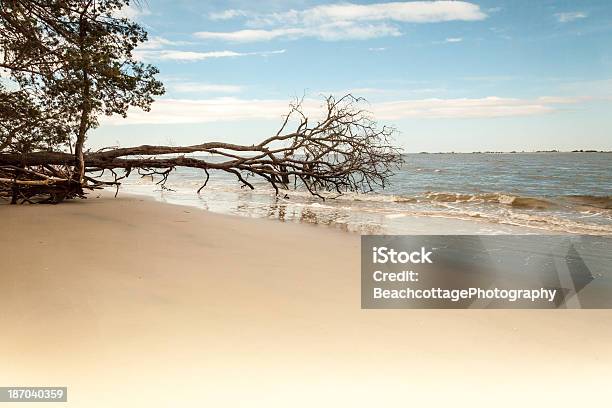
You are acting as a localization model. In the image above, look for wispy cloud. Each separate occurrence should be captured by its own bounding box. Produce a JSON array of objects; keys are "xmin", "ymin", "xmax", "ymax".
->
[
  {"xmin": 134, "ymin": 35, "xmax": 285, "ymax": 62},
  {"xmin": 317, "ymin": 87, "xmax": 447, "ymax": 96},
  {"xmin": 171, "ymin": 83, "xmax": 244, "ymax": 94},
  {"xmin": 373, "ymin": 96, "xmax": 583, "ymax": 119},
  {"xmin": 138, "ymin": 36, "xmax": 192, "ymax": 50},
  {"xmin": 103, "ymin": 98, "xmax": 299, "ymax": 125},
  {"xmin": 103, "ymin": 95, "xmax": 584, "ymax": 125},
  {"xmin": 209, "ymin": 9, "xmax": 249, "ymax": 20},
  {"xmin": 195, "ymin": 23, "xmax": 401, "ymax": 42},
  {"xmin": 445, "ymin": 37, "xmax": 463, "ymax": 43},
  {"xmin": 134, "ymin": 49, "xmax": 285, "ymax": 62},
  {"xmin": 555, "ymin": 11, "xmax": 587, "ymax": 23},
  {"xmin": 200, "ymin": 1, "xmax": 487, "ymax": 42},
  {"xmin": 210, "ymin": 1, "xmax": 487, "ymax": 24},
  {"xmin": 115, "ymin": 3, "xmax": 151, "ymax": 20}
]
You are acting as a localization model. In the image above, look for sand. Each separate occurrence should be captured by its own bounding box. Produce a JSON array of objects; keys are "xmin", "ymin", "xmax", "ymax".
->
[{"xmin": 1, "ymin": 193, "xmax": 611, "ymax": 407}]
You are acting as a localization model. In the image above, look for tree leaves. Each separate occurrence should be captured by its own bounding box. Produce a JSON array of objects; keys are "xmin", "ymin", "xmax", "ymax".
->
[{"xmin": 0, "ymin": 0, "xmax": 164, "ymax": 155}]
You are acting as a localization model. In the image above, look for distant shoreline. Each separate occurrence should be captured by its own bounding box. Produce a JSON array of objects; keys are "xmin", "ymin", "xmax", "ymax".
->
[{"xmin": 412, "ymin": 150, "xmax": 611, "ymax": 154}]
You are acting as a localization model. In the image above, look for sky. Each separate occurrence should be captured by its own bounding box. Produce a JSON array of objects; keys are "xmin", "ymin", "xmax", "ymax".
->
[{"xmin": 92, "ymin": 0, "xmax": 612, "ymax": 152}]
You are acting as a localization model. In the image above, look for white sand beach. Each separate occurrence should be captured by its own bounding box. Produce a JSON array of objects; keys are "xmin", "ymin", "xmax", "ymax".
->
[{"xmin": 1, "ymin": 194, "xmax": 611, "ymax": 407}]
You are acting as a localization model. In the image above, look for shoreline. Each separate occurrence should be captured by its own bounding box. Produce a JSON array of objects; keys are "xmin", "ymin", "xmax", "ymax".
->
[
  {"xmin": 413, "ymin": 150, "xmax": 612, "ymax": 154},
  {"xmin": 94, "ymin": 150, "xmax": 612, "ymax": 236},
  {"xmin": 112, "ymin": 189, "xmax": 562, "ymax": 235},
  {"xmin": 2, "ymin": 195, "xmax": 612, "ymax": 406},
  {"xmin": 112, "ymin": 185, "xmax": 610, "ymax": 236}
]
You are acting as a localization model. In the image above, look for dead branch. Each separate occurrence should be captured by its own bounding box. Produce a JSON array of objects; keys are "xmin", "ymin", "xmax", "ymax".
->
[{"xmin": 0, "ymin": 95, "xmax": 402, "ymax": 203}]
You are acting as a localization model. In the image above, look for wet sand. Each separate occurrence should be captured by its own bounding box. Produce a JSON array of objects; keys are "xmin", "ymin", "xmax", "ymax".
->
[{"xmin": 1, "ymin": 193, "xmax": 611, "ymax": 407}]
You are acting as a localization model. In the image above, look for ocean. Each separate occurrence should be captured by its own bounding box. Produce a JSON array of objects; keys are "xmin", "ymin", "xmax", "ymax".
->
[{"xmin": 114, "ymin": 152, "xmax": 611, "ymax": 235}]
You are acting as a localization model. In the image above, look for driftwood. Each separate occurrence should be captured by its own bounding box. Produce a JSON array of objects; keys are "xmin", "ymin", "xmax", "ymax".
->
[{"xmin": 0, "ymin": 95, "xmax": 402, "ymax": 204}]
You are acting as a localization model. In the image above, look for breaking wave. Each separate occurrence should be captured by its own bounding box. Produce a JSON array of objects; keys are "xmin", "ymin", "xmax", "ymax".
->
[{"xmin": 120, "ymin": 173, "xmax": 612, "ymax": 235}]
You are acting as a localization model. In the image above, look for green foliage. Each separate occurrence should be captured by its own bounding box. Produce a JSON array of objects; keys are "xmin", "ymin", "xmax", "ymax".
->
[
  {"xmin": 0, "ymin": 84, "xmax": 72, "ymax": 153},
  {"xmin": 0, "ymin": 0, "xmax": 165, "ymax": 154}
]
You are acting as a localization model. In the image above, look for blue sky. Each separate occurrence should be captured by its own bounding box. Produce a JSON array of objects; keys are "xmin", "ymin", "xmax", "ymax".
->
[{"xmin": 93, "ymin": 0, "xmax": 612, "ymax": 152}]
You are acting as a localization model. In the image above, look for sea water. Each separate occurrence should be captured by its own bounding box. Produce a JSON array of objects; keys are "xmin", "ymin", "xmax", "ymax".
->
[{"xmin": 111, "ymin": 152, "xmax": 611, "ymax": 235}]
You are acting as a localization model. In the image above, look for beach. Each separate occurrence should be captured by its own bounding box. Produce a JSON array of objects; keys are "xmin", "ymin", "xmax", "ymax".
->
[
  {"xmin": 1, "ymin": 0, "xmax": 611, "ymax": 405},
  {"xmin": 1, "ymin": 193, "xmax": 612, "ymax": 407}
]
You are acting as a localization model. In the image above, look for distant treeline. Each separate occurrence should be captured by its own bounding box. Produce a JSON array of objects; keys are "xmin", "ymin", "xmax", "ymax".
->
[{"xmin": 414, "ymin": 150, "xmax": 610, "ymax": 154}]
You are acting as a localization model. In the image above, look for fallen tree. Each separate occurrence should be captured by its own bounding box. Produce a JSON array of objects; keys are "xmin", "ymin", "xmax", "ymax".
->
[
  {"xmin": 0, "ymin": 95, "xmax": 402, "ymax": 203},
  {"xmin": 0, "ymin": 1, "xmax": 401, "ymax": 204}
]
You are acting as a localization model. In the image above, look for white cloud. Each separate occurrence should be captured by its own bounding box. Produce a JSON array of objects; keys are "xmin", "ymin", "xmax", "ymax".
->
[
  {"xmin": 535, "ymin": 96, "xmax": 588, "ymax": 104},
  {"xmin": 217, "ymin": 1, "xmax": 487, "ymax": 25},
  {"xmin": 555, "ymin": 12, "xmax": 587, "ymax": 23},
  {"xmin": 102, "ymin": 95, "xmax": 583, "ymax": 125},
  {"xmin": 139, "ymin": 36, "xmax": 191, "ymax": 50},
  {"xmin": 209, "ymin": 9, "xmax": 249, "ymax": 20},
  {"xmin": 134, "ymin": 49, "xmax": 285, "ymax": 62},
  {"xmin": 172, "ymin": 83, "xmax": 244, "ymax": 93},
  {"xmin": 319, "ymin": 87, "xmax": 447, "ymax": 96},
  {"xmin": 195, "ymin": 22, "xmax": 401, "ymax": 42},
  {"xmin": 115, "ymin": 4, "xmax": 151, "ymax": 20},
  {"xmin": 445, "ymin": 37, "xmax": 463, "ymax": 43},
  {"xmin": 134, "ymin": 35, "xmax": 285, "ymax": 63},
  {"xmin": 103, "ymin": 98, "xmax": 305, "ymax": 125},
  {"xmin": 196, "ymin": 29, "xmax": 303, "ymax": 42},
  {"xmin": 200, "ymin": 1, "xmax": 487, "ymax": 42},
  {"xmin": 373, "ymin": 96, "xmax": 582, "ymax": 119}
]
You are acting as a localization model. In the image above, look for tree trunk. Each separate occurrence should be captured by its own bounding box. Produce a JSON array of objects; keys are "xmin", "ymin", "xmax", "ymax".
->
[
  {"xmin": 75, "ymin": 14, "xmax": 90, "ymax": 184},
  {"xmin": 75, "ymin": 72, "xmax": 89, "ymax": 183}
]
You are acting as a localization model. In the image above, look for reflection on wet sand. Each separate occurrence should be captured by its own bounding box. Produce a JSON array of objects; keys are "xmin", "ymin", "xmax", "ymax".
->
[{"xmin": 123, "ymin": 183, "xmax": 539, "ymax": 234}]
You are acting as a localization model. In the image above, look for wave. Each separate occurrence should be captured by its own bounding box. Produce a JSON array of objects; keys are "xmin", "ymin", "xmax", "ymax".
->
[
  {"xmin": 564, "ymin": 195, "xmax": 612, "ymax": 210},
  {"xmin": 142, "ymin": 176, "xmax": 609, "ymax": 212},
  {"xmin": 277, "ymin": 190, "xmax": 560, "ymax": 210},
  {"xmin": 316, "ymin": 193, "xmax": 610, "ymax": 234},
  {"xmin": 411, "ymin": 208, "xmax": 612, "ymax": 235},
  {"xmin": 421, "ymin": 192, "xmax": 556, "ymax": 209},
  {"xmin": 283, "ymin": 190, "xmax": 563, "ymax": 211},
  {"xmin": 119, "ymin": 177, "xmax": 611, "ymax": 235}
]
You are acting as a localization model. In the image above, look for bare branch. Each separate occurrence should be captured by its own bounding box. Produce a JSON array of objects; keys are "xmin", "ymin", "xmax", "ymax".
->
[{"xmin": 0, "ymin": 95, "xmax": 402, "ymax": 203}]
